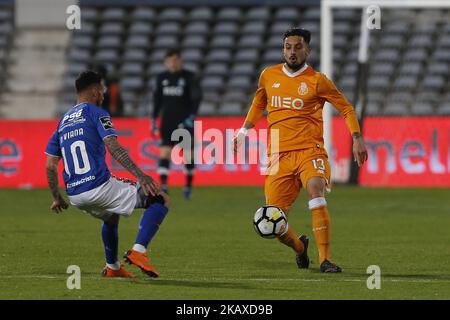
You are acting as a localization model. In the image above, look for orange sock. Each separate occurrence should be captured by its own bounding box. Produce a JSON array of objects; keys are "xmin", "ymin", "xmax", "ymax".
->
[
  {"xmin": 309, "ymin": 197, "xmax": 331, "ymax": 264},
  {"xmin": 277, "ymin": 226, "xmax": 304, "ymax": 255}
]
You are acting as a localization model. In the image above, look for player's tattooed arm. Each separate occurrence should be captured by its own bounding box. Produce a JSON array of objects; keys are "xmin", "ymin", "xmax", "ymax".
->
[
  {"xmin": 104, "ymin": 136, "xmax": 160, "ymax": 196},
  {"xmin": 46, "ymin": 156, "xmax": 69, "ymax": 213}
]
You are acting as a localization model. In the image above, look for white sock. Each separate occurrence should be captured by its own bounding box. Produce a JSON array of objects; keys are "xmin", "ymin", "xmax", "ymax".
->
[
  {"xmin": 132, "ymin": 243, "xmax": 147, "ymax": 253},
  {"xmin": 106, "ymin": 261, "xmax": 120, "ymax": 270}
]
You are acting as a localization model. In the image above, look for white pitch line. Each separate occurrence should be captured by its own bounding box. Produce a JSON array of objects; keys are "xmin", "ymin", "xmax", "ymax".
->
[
  {"xmin": 1, "ymin": 275, "xmax": 449, "ymax": 284},
  {"xmin": 153, "ymin": 277, "xmax": 450, "ymax": 284}
]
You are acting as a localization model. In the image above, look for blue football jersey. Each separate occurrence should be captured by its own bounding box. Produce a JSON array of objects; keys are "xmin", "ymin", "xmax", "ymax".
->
[{"xmin": 45, "ymin": 102, "xmax": 116, "ymax": 196}]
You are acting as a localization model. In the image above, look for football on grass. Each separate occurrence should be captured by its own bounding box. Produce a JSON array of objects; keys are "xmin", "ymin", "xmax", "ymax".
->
[{"xmin": 253, "ymin": 206, "xmax": 288, "ymax": 239}]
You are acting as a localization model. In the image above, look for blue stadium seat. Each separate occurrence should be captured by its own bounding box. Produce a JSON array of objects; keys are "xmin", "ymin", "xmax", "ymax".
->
[
  {"xmin": 427, "ymin": 62, "xmax": 449, "ymax": 76},
  {"xmin": 206, "ymin": 49, "xmax": 232, "ymax": 63},
  {"xmin": 275, "ymin": 7, "xmax": 299, "ymax": 21},
  {"xmin": 209, "ymin": 35, "xmax": 235, "ymax": 50},
  {"xmin": 383, "ymin": 103, "xmax": 409, "ymax": 116},
  {"xmin": 217, "ymin": 7, "xmax": 243, "ymax": 21},
  {"xmin": 182, "ymin": 49, "xmax": 203, "ymax": 63},
  {"xmin": 407, "ymin": 35, "xmax": 433, "ymax": 48},
  {"xmin": 126, "ymin": 35, "xmax": 150, "ymax": 49},
  {"xmin": 213, "ymin": 22, "xmax": 239, "ymax": 35},
  {"xmin": 147, "ymin": 63, "xmax": 166, "ymax": 76},
  {"xmin": 218, "ymin": 102, "xmax": 244, "ymax": 116},
  {"xmin": 185, "ymin": 22, "xmax": 209, "ymax": 35},
  {"xmin": 411, "ymin": 102, "xmax": 434, "ymax": 115},
  {"xmin": 182, "ymin": 35, "xmax": 207, "ymax": 49},
  {"xmin": 123, "ymin": 49, "xmax": 147, "ymax": 63},
  {"xmin": 379, "ymin": 34, "xmax": 405, "ymax": 48},
  {"xmin": 99, "ymin": 23, "xmax": 124, "ymax": 36},
  {"xmin": 129, "ymin": 22, "xmax": 153, "ymax": 35},
  {"xmin": 198, "ymin": 101, "xmax": 218, "ymax": 116},
  {"xmin": 183, "ymin": 62, "xmax": 200, "ymax": 73},
  {"xmin": 270, "ymin": 21, "xmax": 295, "ymax": 35},
  {"xmin": 223, "ymin": 90, "xmax": 248, "ymax": 104},
  {"xmin": 267, "ymin": 35, "xmax": 282, "ymax": 48},
  {"xmin": 156, "ymin": 22, "xmax": 181, "ymax": 35},
  {"xmin": 94, "ymin": 49, "xmax": 119, "ymax": 64},
  {"xmin": 227, "ymin": 76, "xmax": 252, "ymax": 90},
  {"xmin": 262, "ymin": 49, "xmax": 282, "ymax": 64},
  {"xmin": 368, "ymin": 76, "xmax": 390, "ymax": 91},
  {"xmin": 393, "ymin": 76, "xmax": 418, "ymax": 91},
  {"xmin": 72, "ymin": 35, "xmax": 94, "ymax": 49},
  {"xmin": 422, "ymin": 75, "xmax": 445, "ymax": 91},
  {"xmin": 370, "ymin": 63, "xmax": 395, "ymax": 76},
  {"xmin": 398, "ymin": 62, "xmax": 422, "ymax": 76},
  {"xmin": 403, "ymin": 49, "xmax": 428, "ymax": 62},
  {"xmin": 188, "ymin": 7, "xmax": 214, "ymax": 22},
  {"xmin": 246, "ymin": 7, "xmax": 270, "ymax": 21},
  {"xmin": 433, "ymin": 48, "xmax": 450, "ymax": 62},
  {"xmin": 237, "ymin": 34, "xmax": 264, "ymax": 49},
  {"xmin": 203, "ymin": 63, "xmax": 228, "ymax": 77},
  {"xmin": 230, "ymin": 62, "xmax": 255, "ymax": 77},
  {"xmin": 201, "ymin": 76, "xmax": 225, "ymax": 90},
  {"xmin": 241, "ymin": 21, "xmax": 266, "ymax": 35},
  {"xmin": 235, "ymin": 49, "xmax": 259, "ymax": 62},
  {"xmin": 101, "ymin": 8, "xmax": 126, "ymax": 21},
  {"xmin": 159, "ymin": 8, "xmax": 185, "ymax": 22},
  {"xmin": 131, "ymin": 7, "xmax": 156, "ymax": 21},
  {"xmin": 121, "ymin": 63, "xmax": 144, "ymax": 76},
  {"xmin": 437, "ymin": 103, "xmax": 450, "ymax": 115},
  {"xmin": 153, "ymin": 36, "xmax": 178, "ymax": 49},
  {"xmin": 97, "ymin": 36, "xmax": 121, "ymax": 49},
  {"xmin": 120, "ymin": 77, "xmax": 144, "ymax": 91},
  {"xmin": 79, "ymin": 7, "xmax": 98, "ymax": 22},
  {"xmin": 365, "ymin": 102, "xmax": 381, "ymax": 116},
  {"xmin": 149, "ymin": 49, "xmax": 166, "ymax": 63}
]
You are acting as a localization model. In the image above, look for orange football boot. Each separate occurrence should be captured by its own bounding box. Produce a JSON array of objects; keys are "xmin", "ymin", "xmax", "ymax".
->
[
  {"xmin": 102, "ymin": 264, "xmax": 134, "ymax": 278},
  {"xmin": 123, "ymin": 250, "xmax": 159, "ymax": 278}
]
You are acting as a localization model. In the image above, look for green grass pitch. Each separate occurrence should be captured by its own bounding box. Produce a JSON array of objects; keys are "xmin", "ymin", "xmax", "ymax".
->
[{"xmin": 0, "ymin": 186, "xmax": 449, "ymax": 300}]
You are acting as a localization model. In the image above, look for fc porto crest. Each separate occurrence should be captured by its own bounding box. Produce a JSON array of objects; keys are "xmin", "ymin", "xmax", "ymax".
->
[{"xmin": 298, "ymin": 82, "xmax": 308, "ymax": 95}]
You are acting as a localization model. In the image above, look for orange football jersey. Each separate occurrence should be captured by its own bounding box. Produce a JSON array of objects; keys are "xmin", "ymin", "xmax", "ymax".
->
[{"xmin": 245, "ymin": 63, "xmax": 360, "ymax": 154}]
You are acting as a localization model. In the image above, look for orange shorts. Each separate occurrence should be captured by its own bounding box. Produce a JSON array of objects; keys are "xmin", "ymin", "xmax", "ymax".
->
[{"xmin": 264, "ymin": 147, "xmax": 331, "ymax": 211}]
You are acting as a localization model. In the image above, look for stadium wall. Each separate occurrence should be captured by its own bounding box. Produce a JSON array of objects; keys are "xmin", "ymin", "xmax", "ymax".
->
[{"xmin": 1, "ymin": 117, "xmax": 449, "ymax": 188}]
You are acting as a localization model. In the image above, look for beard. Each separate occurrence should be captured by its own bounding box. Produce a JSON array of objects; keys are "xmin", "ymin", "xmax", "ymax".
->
[{"xmin": 284, "ymin": 57, "xmax": 306, "ymax": 71}]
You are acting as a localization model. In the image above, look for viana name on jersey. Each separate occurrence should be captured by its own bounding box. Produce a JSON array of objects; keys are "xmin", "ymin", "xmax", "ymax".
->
[{"xmin": 60, "ymin": 128, "xmax": 84, "ymax": 143}]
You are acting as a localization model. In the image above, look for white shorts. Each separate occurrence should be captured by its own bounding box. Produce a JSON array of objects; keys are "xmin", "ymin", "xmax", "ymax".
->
[{"xmin": 68, "ymin": 176, "xmax": 138, "ymax": 221}]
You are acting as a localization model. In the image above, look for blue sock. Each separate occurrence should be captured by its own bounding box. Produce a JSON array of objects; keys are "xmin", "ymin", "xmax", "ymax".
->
[
  {"xmin": 135, "ymin": 203, "xmax": 169, "ymax": 248},
  {"xmin": 101, "ymin": 223, "xmax": 118, "ymax": 264}
]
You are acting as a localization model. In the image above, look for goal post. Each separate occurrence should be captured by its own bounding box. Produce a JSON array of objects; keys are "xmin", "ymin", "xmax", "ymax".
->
[{"xmin": 320, "ymin": 0, "xmax": 450, "ymax": 183}]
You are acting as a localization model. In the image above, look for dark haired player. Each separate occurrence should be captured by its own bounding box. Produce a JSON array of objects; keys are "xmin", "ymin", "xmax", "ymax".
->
[
  {"xmin": 233, "ymin": 28, "xmax": 368, "ymax": 273},
  {"xmin": 45, "ymin": 71, "xmax": 169, "ymax": 278},
  {"xmin": 152, "ymin": 48, "xmax": 202, "ymax": 199}
]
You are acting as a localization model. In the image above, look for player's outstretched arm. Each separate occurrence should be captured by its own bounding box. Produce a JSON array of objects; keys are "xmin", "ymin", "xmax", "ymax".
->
[
  {"xmin": 46, "ymin": 155, "xmax": 69, "ymax": 214},
  {"xmin": 104, "ymin": 136, "xmax": 160, "ymax": 196},
  {"xmin": 317, "ymin": 73, "xmax": 368, "ymax": 167},
  {"xmin": 233, "ymin": 73, "xmax": 267, "ymax": 155}
]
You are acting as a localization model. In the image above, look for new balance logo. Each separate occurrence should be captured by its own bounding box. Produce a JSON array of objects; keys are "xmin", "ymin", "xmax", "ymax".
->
[{"xmin": 272, "ymin": 82, "xmax": 281, "ymax": 88}]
